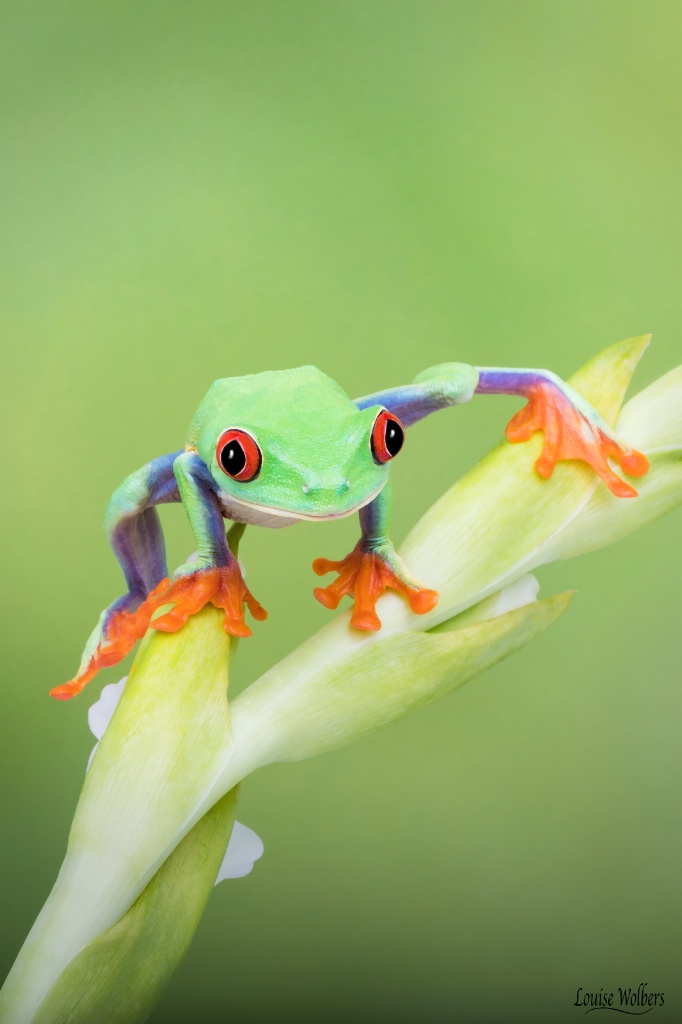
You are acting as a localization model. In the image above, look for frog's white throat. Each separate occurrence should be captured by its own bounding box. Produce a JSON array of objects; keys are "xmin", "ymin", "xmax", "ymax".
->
[{"xmin": 216, "ymin": 484, "xmax": 384, "ymax": 529}]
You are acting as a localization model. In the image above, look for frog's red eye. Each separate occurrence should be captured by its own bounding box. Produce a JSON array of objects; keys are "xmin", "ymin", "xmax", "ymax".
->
[
  {"xmin": 216, "ymin": 428, "xmax": 262, "ymax": 481},
  {"xmin": 371, "ymin": 410, "xmax": 405, "ymax": 464}
]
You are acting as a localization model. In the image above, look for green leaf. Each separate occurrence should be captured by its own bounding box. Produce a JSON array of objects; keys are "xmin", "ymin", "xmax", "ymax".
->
[
  {"xmin": 220, "ymin": 593, "xmax": 572, "ymax": 769},
  {"xmin": 31, "ymin": 789, "xmax": 238, "ymax": 1024},
  {"xmin": 0, "ymin": 607, "xmax": 233, "ymax": 1024},
  {"xmin": 540, "ymin": 447, "xmax": 682, "ymax": 562}
]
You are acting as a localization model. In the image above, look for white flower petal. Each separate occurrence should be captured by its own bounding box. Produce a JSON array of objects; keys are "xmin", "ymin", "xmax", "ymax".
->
[
  {"xmin": 86, "ymin": 677, "xmax": 128, "ymax": 774},
  {"xmin": 87, "ymin": 677, "xmax": 128, "ymax": 741},
  {"xmin": 214, "ymin": 821, "xmax": 264, "ymax": 883}
]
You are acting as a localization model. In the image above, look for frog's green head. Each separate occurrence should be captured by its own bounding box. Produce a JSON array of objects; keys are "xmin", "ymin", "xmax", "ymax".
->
[{"xmin": 190, "ymin": 366, "xmax": 404, "ymax": 521}]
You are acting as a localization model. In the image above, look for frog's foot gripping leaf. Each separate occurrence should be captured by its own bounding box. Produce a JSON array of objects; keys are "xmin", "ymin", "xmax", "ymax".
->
[
  {"xmin": 313, "ymin": 542, "xmax": 439, "ymax": 631},
  {"xmin": 506, "ymin": 381, "xmax": 650, "ymax": 498},
  {"xmin": 50, "ymin": 566, "xmax": 267, "ymax": 701},
  {"xmin": 149, "ymin": 564, "xmax": 267, "ymax": 638}
]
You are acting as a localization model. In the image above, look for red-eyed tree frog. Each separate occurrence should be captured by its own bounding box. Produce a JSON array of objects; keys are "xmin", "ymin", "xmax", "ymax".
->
[{"xmin": 52, "ymin": 363, "xmax": 649, "ymax": 700}]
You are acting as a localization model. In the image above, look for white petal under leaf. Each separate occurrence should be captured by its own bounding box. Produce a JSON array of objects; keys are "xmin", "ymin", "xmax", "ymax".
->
[
  {"xmin": 214, "ymin": 821, "xmax": 264, "ymax": 883},
  {"xmin": 87, "ymin": 678, "xmax": 125, "ymax": 741}
]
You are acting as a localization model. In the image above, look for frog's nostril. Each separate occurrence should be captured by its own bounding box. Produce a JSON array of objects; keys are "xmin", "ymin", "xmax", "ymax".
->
[{"xmin": 303, "ymin": 475, "xmax": 350, "ymax": 496}]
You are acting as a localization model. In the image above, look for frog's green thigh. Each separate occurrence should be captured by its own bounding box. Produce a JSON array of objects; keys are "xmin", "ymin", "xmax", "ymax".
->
[{"xmin": 312, "ymin": 479, "xmax": 438, "ymax": 631}]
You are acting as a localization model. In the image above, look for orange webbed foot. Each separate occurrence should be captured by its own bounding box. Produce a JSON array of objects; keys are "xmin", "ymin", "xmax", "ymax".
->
[
  {"xmin": 313, "ymin": 542, "xmax": 439, "ymax": 631},
  {"xmin": 51, "ymin": 564, "xmax": 267, "ymax": 701},
  {"xmin": 506, "ymin": 381, "xmax": 650, "ymax": 498},
  {"xmin": 149, "ymin": 563, "xmax": 268, "ymax": 639}
]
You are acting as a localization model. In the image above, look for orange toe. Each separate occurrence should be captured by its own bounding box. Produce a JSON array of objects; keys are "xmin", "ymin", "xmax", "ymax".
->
[
  {"xmin": 313, "ymin": 543, "xmax": 439, "ymax": 631},
  {"xmin": 619, "ymin": 450, "xmax": 650, "ymax": 477},
  {"xmin": 506, "ymin": 382, "xmax": 650, "ymax": 498},
  {"xmin": 406, "ymin": 587, "xmax": 440, "ymax": 615},
  {"xmin": 50, "ymin": 663, "xmax": 100, "ymax": 701},
  {"xmin": 350, "ymin": 608, "xmax": 382, "ymax": 631},
  {"xmin": 312, "ymin": 586, "xmax": 341, "ymax": 610}
]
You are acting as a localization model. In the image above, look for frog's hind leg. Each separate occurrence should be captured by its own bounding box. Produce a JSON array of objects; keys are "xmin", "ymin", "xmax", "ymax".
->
[
  {"xmin": 475, "ymin": 369, "xmax": 650, "ymax": 497},
  {"xmin": 51, "ymin": 452, "xmax": 183, "ymax": 700}
]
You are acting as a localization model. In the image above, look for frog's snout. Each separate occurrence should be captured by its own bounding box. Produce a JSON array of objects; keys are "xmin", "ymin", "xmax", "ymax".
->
[{"xmin": 301, "ymin": 474, "xmax": 352, "ymax": 497}]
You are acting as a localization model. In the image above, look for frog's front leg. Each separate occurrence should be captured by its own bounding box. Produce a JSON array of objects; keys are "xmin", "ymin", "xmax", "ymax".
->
[
  {"xmin": 475, "ymin": 368, "xmax": 650, "ymax": 497},
  {"xmin": 312, "ymin": 480, "xmax": 438, "ymax": 630},
  {"xmin": 355, "ymin": 361, "xmax": 649, "ymax": 498},
  {"xmin": 146, "ymin": 451, "xmax": 267, "ymax": 638}
]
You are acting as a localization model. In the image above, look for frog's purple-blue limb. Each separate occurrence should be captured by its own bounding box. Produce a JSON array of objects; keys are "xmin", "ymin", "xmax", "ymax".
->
[
  {"xmin": 172, "ymin": 452, "xmax": 232, "ymax": 569},
  {"xmin": 474, "ymin": 367, "xmax": 547, "ymax": 395},
  {"xmin": 51, "ymin": 452, "xmax": 183, "ymax": 699},
  {"xmin": 355, "ymin": 363, "xmax": 649, "ymax": 498},
  {"xmin": 354, "ymin": 362, "xmax": 478, "ymax": 426},
  {"xmin": 105, "ymin": 450, "xmax": 183, "ymax": 601}
]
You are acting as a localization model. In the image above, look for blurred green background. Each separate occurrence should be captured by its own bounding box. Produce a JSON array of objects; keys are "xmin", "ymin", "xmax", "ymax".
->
[{"xmin": 1, "ymin": 2, "xmax": 680, "ymax": 1021}]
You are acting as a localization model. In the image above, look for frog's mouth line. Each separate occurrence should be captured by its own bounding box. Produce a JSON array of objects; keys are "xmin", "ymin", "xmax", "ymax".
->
[{"xmin": 218, "ymin": 482, "xmax": 385, "ymax": 522}]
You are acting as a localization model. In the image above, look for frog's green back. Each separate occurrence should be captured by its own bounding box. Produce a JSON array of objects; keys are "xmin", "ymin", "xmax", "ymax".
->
[{"xmin": 187, "ymin": 365, "xmax": 355, "ymax": 446}]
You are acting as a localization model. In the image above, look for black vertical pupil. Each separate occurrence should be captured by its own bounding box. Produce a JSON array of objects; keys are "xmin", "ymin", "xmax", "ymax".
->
[
  {"xmin": 384, "ymin": 419, "xmax": 404, "ymax": 456},
  {"xmin": 220, "ymin": 439, "xmax": 247, "ymax": 476}
]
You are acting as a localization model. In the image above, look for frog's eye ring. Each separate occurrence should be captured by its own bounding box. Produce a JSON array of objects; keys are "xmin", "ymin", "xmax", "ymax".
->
[
  {"xmin": 216, "ymin": 428, "xmax": 262, "ymax": 482},
  {"xmin": 371, "ymin": 410, "xmax": 405, "ymax": 464}
]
